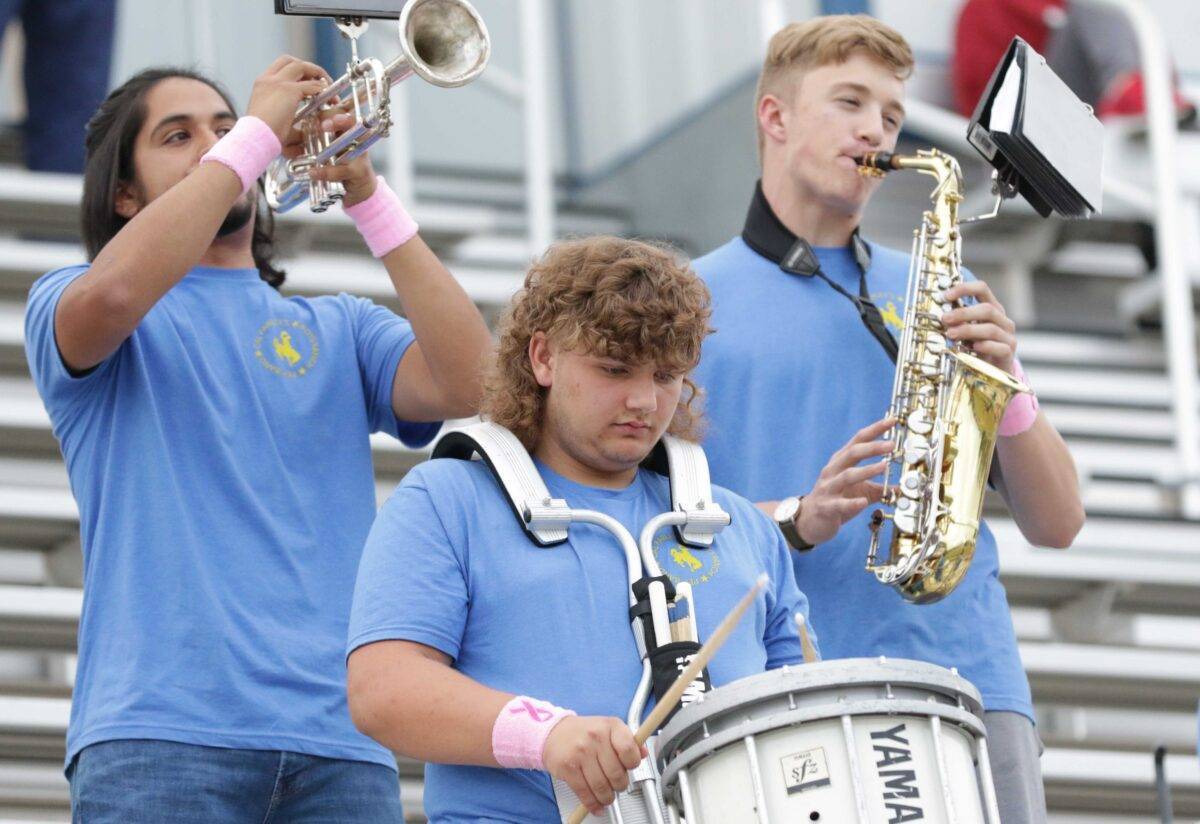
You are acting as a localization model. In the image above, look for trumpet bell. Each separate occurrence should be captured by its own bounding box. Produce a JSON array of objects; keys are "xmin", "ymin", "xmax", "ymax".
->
[
  {"xmin": 401, "ymin": 0, "xmax": 490, "ymax": 88},
  {"xmin": 264, "ymin": 0, "xmax": 490, "ymax": 213}
]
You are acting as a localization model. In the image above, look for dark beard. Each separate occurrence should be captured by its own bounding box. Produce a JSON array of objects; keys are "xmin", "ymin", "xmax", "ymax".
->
[{"xmin": 216, "ymin": 195, "xmax": 255, "ymax": 238}]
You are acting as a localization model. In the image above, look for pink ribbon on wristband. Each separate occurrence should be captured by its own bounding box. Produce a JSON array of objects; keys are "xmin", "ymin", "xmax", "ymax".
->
[
  {"xmin": 199, "ymin": 116, "xmax": 281, "ymax": 195},
  {"xmin": 343, "ymin": 175, "xmax": 419, "ymax": 258},
  {"xmin": 491, "ymin": 695, "xmax": 575, "ymax": 770},
  {"xmin": 999, "ymin": 357, "xmax": 1039, "ymax": 437}
]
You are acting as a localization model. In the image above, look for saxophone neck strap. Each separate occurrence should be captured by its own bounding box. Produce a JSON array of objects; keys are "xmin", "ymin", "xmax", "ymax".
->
[
  {"xmin": 741, "ymin": 179, "xmax": 899, "ymax": 364},
  {"xmin": 431, "ymin": 422, "xmax": 727, "ymax": 548}
]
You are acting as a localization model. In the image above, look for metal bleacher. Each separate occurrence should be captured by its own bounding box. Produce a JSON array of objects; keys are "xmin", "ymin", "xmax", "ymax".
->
[{"xmin": 2, "ymin": 90, "xmax": 1200, "ymax": 824}]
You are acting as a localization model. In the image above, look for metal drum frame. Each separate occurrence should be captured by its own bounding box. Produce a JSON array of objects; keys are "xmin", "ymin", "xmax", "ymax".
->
[{"xmin": 655, "ymin": 658, "xmax": 1002, "ymax": 824}]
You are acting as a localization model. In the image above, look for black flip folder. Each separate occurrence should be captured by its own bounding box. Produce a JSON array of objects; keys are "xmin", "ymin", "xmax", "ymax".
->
[
  {"xmin": 275, "ymin": 0, "xmax": 402, "ymax": 18},
  {"xmin": 967, "ymin": 37, "xmax": 1104, "ymax": 219}
]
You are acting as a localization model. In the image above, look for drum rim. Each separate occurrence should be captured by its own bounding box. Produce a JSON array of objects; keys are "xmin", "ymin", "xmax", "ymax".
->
[
  {"xmin": 656, "ymin": 657, "xmax": 985, "ymax": 759},
  {"xmin": 657, "ymin": 699, "xmax": 988, "ymax": 790}
]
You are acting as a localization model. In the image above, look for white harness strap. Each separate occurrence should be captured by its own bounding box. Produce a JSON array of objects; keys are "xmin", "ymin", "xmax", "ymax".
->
[
  {"xmin": 431, "ymin": 421, "xmax": 570, "ymax": 546},
  {"xmin": 431, "ymin": 422, "xmax": 728, "ymax": 548},
  {"xmin": 640, "ymin": 435, "xmax": 727, "ymax": 549}
]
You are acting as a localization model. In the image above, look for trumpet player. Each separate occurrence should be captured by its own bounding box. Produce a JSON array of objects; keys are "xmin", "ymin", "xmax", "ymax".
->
[
  {"xmin": 23, "ymin": 57, "xmax": 489, "ymax": 822},
  {"xmin": 690, "ymin": 16, "xmax": 1084, "ymax": 823}
]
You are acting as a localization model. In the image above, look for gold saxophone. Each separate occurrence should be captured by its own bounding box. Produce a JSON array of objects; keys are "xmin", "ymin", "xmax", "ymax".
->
[{"xmin": 857, "ymin": 149, "xmax": 1028, "ymax": 604}]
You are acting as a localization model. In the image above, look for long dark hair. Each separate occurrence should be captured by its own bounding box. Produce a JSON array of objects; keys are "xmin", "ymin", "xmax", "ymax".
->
[{"xmin": 81, "ymin": 67, "xmax": 286, "ymax": 288}]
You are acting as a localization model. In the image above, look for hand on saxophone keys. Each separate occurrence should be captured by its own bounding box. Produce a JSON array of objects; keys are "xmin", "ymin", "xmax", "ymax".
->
[
  {"xmin": 791, "ymin": 416, "xmax": 896, "ymax": 547},
  {"xmin": 939, "ymin": 279, "xmax": 1019, "ymax": 375}
]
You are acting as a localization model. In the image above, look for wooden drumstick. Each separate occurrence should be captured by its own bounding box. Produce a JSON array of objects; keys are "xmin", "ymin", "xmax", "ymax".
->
[
  {"xmin": 669, "ymin": 582, "xmax": 698, "ymax": 643},
  {"xmin": 565, "ymin": 574, "xmax": 769, "ymax": 824},
  {"xmin": 795, "ymin": 612, "xmax": 820, "ymax": 664}
]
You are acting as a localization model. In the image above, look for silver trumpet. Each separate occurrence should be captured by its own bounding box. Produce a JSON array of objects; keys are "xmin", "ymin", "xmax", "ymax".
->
[{"xmin": 265, "ymin": 0, "xmax": 490, "ymax": 213}]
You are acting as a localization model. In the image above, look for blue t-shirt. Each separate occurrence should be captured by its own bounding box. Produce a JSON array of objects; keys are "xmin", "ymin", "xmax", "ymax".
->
[
  {"xmin": 692, "ymin": 237, "xmax": 1033, "ymax": 721},
  {"xmin": 348, "ymin": 457, "xmax": 812, "ymax": 823},
  {"xmin": 25, "ymin": 264, "xmax": 440, "ymax": 770}
]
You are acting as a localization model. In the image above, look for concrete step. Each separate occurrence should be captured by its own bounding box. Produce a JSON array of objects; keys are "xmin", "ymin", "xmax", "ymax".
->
[
  {"xmin": 1044, "ymin": 241, "xmax": 1150, "ymax": 280},
  {"xmin": 1013, "ymin": 328, "xmax": 1173, "ymax": 382},
  {"xmin": 994, "ymin": 516, "xmax": 1200, "ymax": 615},
  {"xmin": 1027, "ymin": 364, "xmax": 1177, "ymax": 409},
  {"xmin": 1035, "ymin": 703, "xmax": 1199, "ymax": 752},
  {"xmin": 1041, "ymin": 403, "xmax": 1174, "ymax": 443},
  {"xmin": 1042, "ymin": 747, "xmax": 1200, "ymax": 817},
  {"xmin": 0, "ymin": 586, "xmax": 79, "ymax": 651},
  {"xmin": 0, "ymin": 238, "xmax": 525, "ymax": 309},
  {"xmin": 0, "ymin": 488, "xmax": 75, "ymax": 550},
  {"xmin": 281, "ymin": 253, "xmax": 522, "ymax": 309},
  {"xmin": 1021, "ymin": 640, "xmax": 1200, "ymax": 710},
  {"xmin": 1075, "ymin": 477, "xmax": 1181, "ymax": 518},
  {"xmin": 991, "ymin": 514, "xmax": 1200, "ymax": 563},
  {"xmin": 0, "ymin": 168, "xmax": 496, "ymax": 250}
]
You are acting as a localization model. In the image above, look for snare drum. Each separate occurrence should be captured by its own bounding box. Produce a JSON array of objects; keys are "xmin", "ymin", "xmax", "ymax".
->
[{"xmin": 656, "ymin": 658, "xmax": 1001, "ymax": 824}]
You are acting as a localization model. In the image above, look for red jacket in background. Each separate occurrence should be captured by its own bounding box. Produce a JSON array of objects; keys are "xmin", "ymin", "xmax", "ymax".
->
[{"xmin": 952, "ymin": 0, "xmax": 1066, "ymax": 117}]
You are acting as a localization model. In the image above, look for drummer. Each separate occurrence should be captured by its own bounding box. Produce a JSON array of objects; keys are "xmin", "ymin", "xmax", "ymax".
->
[{"xmin": 345, "ymin": 236, "xmax": 816, "ymax": 822}]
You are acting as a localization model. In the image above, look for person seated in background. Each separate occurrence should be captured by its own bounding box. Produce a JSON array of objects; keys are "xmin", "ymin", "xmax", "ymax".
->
[
  {"xmin": 953, "ymin": 0, "xmax": 1195, "ymax": 125},
  {"xmin": 0, "ymin": 0, "xmax": 117, "ymax": 173}
]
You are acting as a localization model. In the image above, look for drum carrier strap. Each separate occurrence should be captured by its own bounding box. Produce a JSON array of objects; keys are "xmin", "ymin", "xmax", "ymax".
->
[
  {"xmin": 432, "ymin": 422, "xmax": 725, "ymax": 548},
  {"xmin": 433, "ymin": 422, "xmax": 571, "ymax": 546},
  {"xmin": 432, "ymin": 421, "xmax": 728, "ymax": 724}
]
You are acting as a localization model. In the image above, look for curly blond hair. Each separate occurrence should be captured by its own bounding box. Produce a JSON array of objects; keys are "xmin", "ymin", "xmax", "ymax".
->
[{"xmin": 482, "ymin": 236, "xmax": 713, "ymax": 449}]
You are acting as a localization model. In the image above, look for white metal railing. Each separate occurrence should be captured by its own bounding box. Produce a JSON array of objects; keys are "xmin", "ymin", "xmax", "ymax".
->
[
  {"xmin": 1079, "ymin": 0, "xmax": 1200, "ymax": 517},
  {"xmin": 341, "ymin": 0, "xmax": 557, "ymax": 256}
]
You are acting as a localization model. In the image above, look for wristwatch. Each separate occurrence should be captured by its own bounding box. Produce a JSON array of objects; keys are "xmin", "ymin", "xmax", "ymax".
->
[{"xmin": 774, "ymin": 495, "xmax": 815, "ymax": 552}]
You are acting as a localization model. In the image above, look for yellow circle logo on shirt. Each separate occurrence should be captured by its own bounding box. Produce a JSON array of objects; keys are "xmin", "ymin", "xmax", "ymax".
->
[
  {"xmin": 873, "ymin": 291, "xmax": 906, "ymax": 335},
  {"xmin": 654, "ymin": 531, "xmax": 720, "ymax": 587},
  {"xmin": 254, "ymin": 320, "xmax": 320, "ymax": 378}
]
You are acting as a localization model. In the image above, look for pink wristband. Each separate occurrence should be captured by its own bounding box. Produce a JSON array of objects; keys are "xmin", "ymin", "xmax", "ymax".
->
[
  {"xmin": 999, "ymin": 357, "xmax": 1039, "ymax": 437},
  {"xmin": 199, "ymin": 116, "xmax": 281, "ymax": 195},
  {"xmin": 491, "ymin": 695, "xmax": 575, "ymax": 770},
  {"xmin": 343, "ymin": 176, "xmax": 419, "ymax": 257}
]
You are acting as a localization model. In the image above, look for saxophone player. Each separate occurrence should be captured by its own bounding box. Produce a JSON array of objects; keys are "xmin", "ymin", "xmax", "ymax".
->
[{"xmin": 690, "ymin": 15, "xmax": 1084, "ymax": 823}]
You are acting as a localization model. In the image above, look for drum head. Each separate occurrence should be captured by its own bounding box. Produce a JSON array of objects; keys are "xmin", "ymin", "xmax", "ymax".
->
[{"xmin": 658, "ymin": 657, "xmax": 986, "ymax": 773}]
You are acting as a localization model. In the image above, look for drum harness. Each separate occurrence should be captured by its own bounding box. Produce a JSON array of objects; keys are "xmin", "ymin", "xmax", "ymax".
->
[{"xmin": 433, "ymin": 421, "xmax": 732, "ymax": 824}]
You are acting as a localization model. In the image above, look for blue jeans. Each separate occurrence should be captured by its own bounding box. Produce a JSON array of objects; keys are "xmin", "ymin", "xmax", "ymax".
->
[
  {"xmin": 69, "ymin": 739, "xmax": 404, "ymax": 823},
  {"xmin": 0, "ymin": 0, "xmax": 117, "ymax": 172}
]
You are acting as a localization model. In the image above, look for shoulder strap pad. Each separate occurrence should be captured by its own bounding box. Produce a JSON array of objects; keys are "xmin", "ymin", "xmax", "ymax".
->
[
  {"xmin": 640, "ymin": 435, "xmax": 728, "ymax": 548},
  {"xmin": 431, "ymin": 422, "xmax": 570, "ymax": 547}
]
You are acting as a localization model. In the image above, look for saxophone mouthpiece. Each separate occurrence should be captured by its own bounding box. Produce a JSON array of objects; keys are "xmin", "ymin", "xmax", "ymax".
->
[{"xmin": 855, "ymin": 152, "xmax": 896, "ymax": 178}]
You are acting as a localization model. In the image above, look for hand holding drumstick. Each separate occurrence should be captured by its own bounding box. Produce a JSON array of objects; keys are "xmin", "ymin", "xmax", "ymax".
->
[{"xmin": 565, "ymin": 574, "xmax": 770, "ymax": 824}]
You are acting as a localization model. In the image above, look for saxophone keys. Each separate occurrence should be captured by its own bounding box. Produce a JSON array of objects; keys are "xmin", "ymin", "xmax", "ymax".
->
[
  {"xmin": 903, "ymin": 434, "xmax": 931, "ymax": 466},
  {"xmin": 899, "ymin": 470, "xmax": 924, "ymax": 499},
  {"xmin": 893, "ymin": 498, "xmax": 919, "ymax": 533},
  {"xmin": 906, "ymin": 407, "xmax": 934, "ymax": 435}
]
